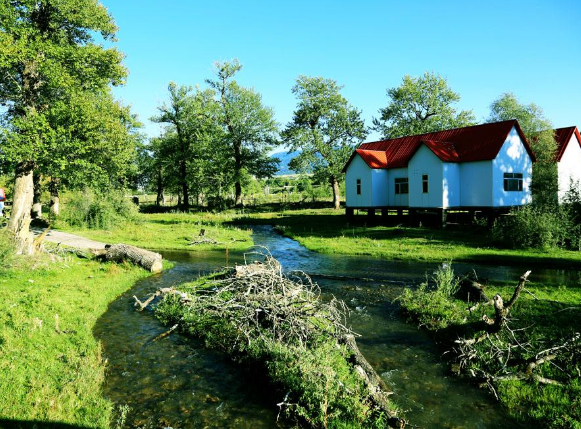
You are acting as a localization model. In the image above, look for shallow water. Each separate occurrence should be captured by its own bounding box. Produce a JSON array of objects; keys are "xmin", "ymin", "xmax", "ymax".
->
[{"xmin": 95, "ymin": 225, "xmax": 579, "ymax": 428}]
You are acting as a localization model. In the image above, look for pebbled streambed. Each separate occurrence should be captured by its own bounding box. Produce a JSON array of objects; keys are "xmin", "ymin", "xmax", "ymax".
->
[{"xmin": 94, "ymin": 225, "xmax": 580, "ymax": 428}]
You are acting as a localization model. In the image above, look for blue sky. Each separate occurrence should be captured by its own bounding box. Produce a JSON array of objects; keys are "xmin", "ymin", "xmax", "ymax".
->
[{"xmin": 103, "ymin": 0, "xmax": 581, "ymax": 145}]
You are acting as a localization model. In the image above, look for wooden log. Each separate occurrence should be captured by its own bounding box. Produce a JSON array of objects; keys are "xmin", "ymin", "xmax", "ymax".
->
[
  {"xmin": 104, "ymin": 243, "xmax": 163, "ymax": 273},
  {"xmin": 455, "ymin": 277, "xmax": 489, "ymax": 303},
  {"xmin": 340, "ymin": 335, "xmax": 406, "ymax": 428}
]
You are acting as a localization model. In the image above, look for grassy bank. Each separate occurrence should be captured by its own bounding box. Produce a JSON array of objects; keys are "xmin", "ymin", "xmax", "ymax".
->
[
  {"xmin": 0, "ymin": 250, "xmax": 150, "ymax": 428},
  {"xmin": 235, "ymin": 206, "xmax": 581, "ymax": 268},
  {"xmin": 62, "ymin": 212, "xmax": 252, "ymax": 252},
  {"xmin": 398, "ymin": 265, "xmax": 581, "ymax": 428}
]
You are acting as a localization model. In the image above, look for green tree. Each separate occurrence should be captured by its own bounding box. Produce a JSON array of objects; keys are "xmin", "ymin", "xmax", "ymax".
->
[
  {"xmin": 206, "ymin": 60, "xmax": 279, "ymax": 206},
  {"xmin": 282, "ymin": 75, "xmax": 367, "ymax": 210},
  {"xmin": 41, "ymin": 88, "xmax": 140, "ymax": 216},
  {"xmin": 151, "ymin": 82, "xmax": 221, "ymax": 210},
  {"xmin": 373, "ymin": 71, "xmax": 475, "ymax": 139},
  {"xmin": 488, "ymin": 92, "xmax": 558, "ymax": 207},
  {"xmin": 0, "ymin": 0, "xmax": 126, "ymax": 252}
]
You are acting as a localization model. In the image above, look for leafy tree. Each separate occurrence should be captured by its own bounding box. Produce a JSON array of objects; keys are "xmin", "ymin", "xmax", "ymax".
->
[
  {"xmin": 488, "ymin": 92, "xmax": 558, "ymax": 207},
  {"xmin": 0, "ymin": 0, "xmax": 126, "ymax": 252},
  {"xmin": 282, "ymin": 75, "xmax": 367, "ymax": 209},
  {"xmin": 206, "ymin": 60, "xmax": 279, "ymax": 206},
  {"xmin": 151, "ymin": 82, "xmax": 221, "ymax": 210},
  {"xmin": 373, "ymin": 72, "xmax": 475, "ymax": 139},
  {"xmin": 41, "ymin": 88, "xmax": 140, "ymax": 216}
]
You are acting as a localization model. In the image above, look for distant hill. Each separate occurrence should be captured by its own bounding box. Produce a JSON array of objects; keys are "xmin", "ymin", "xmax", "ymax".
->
[{"xmin": 271, "ymin": 150, "xmax": 299, "ymax": 176}]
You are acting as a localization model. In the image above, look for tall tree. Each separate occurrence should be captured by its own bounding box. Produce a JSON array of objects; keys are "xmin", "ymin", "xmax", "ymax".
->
[
  {"xmin": 40, "ymin": 88, "xmax": 140, "ymax": 216},
  {"xmin": 282, "ymin": 75, "xmax": 367, "ymax": 210},
  {"xmin": 206, "ymin": 60, "xmax": 279, "ymax": 206},
  {"xmin": 0, "ymin": 0, "xmax": 126, "ymax": 252},
  {"xmin": 152, "ymin": 82, "xmax": 219, "ymax": 210},
  {"xmin": 488, "ymin": 92, "xmax": 558, "ymax": 207},
  {"xmin": 373, "ymin": 71, "xmax": 475, "ymax": 139}
]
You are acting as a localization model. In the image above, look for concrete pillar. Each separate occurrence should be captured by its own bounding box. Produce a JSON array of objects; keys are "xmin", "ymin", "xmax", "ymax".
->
[
  {"xmin": 440, "ymin": 209, "xmax": 448, "ymax": 228},
  {"xmin": 346, "ymin": 207, "xmax": 354, "ymax": 222}
]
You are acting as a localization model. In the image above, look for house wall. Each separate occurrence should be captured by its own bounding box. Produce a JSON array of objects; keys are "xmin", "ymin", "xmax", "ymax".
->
[
  {"xmin": 387, "ymin": 168, "xmax": 409, "ymax": 207},
  {"xmin": 408, "ymin": 145, "xmax": 443, "ymax": 208},
  {"xmin": 492, "ymin": 126, "xmax": 533, "ymax": 207},
  {"xmin": 371, "ymin": 169, "xmax": 389, "ymax": 206},
  {"xmin": 443, "ymin": 163, "xmax": 460, "ymax": 207},
  {"xmin": 459, "ymin": 161, "xmax": 493, "ymax": 206},
  {"xmin": 345, "ymin": 155, "xmax": 373, "ymax": 207},
  {"xmin": 558, "ymin": 134, "xmax": 581, "ymax": 202}
]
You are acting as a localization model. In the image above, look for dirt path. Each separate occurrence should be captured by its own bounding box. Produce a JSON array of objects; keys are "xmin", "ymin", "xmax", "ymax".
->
[{"xmin": 31, "ymin": 227, "xmax": 107, "ymax": 250}]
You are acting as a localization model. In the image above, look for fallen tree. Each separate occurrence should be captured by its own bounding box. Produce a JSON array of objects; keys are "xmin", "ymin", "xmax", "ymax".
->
[
  {"xmin": 101, "ymin": 243, "xmax": 163, "ymax": 273},
  {"xmin": 399, "ymin": 264, "xmax": 581, "ymax": 428},
  {"xmin": 139, "ymin": 251, "xmax": 405, "ymax": 428}
]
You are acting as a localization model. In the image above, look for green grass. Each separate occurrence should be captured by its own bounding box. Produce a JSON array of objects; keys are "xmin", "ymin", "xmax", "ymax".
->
[
  {"xmin": 234, "ymin": 206, "xmax": 581, "ymax": 268},
  {"xmin": 398, "ymin": 265, "xmax": 581, "ymax": 428},
  {"xmin": 62, "ymin": 212, "xmax": 253, "ymax": 252},
  {"xmin": 0, "ymin": 252, "xmax": 150, "ymax": 428}
]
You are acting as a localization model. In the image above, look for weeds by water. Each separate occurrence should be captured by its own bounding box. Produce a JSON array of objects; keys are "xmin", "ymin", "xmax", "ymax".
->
[{"xmin": 398, "ymin": 263, "xmax": 581, "ymax": 428}]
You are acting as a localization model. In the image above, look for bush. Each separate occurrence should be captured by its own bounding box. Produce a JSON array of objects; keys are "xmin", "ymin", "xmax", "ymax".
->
[
  {"xmin": 492, "ymin": 206, "xmax": 570, "ymax": 250},
  {"xmin": 59, "ymin": 190, "xmax": 138, "ymax": 230}
]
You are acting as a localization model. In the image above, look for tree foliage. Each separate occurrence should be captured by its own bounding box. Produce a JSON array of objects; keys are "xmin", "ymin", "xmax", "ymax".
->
[
  {"xmin": 0, "ymin": 0, "xmax": 133, "ymax": 250},
  {"xmin": 488, "ymin": 92, "xmax": 558, "ymax": 207},
  {"xmin": 282, "ymin": 75, "xmax": 367, "ymax": 209},
  {"xmin": 373, "ymin": 71, "xmax": 475, "ymax": 139},
  {"xmin": 206, "ymin": 60, "xmax": 279, "ymax": 206}
]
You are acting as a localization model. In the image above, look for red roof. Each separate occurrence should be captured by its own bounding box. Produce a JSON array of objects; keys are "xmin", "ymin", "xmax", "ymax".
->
[
  {"xmin": 354, "ymin": 149, "xmax": 388, "ymax": 168},
  {"xmin": 554, "ymin": 126, "xmax": 581, "ymax": 161},
  {"xmin": 343, "ymin": 120, "xmax": 535, "ymax": 172}
]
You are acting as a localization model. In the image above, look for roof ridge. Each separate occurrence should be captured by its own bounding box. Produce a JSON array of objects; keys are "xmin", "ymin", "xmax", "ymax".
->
[{"xmin": 361, "ymin": 119, "xmax": 516, "ymax": 146}]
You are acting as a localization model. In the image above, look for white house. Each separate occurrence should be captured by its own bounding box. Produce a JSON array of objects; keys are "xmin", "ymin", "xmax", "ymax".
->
[
  {"xmin": 343, "ymin": 120, "xmax": 536, "ymax": 212},
  {"xmin": 554, "ymin": 126, "xmax": 581, "ymax": 202}
]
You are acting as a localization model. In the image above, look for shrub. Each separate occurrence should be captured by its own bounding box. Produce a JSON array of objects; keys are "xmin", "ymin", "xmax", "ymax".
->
[
  {"xmin": 59, "ymin": 189, "xmax": 138, "ymax": 230},
  {"xmin": 492, "ymin": 206, "xmax": 569, "ymax": 250}
]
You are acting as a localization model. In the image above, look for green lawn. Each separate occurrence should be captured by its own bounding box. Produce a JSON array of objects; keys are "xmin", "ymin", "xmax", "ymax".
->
[
  {"xmin": 235, "ymin": 207, "xmax": 581, "ymax": 268},
  {"xmin": 64, "ymin": 212, "xmax": 253, "ymax": 252},
  {"xmin": 0, "ymin": 253, "xmax": 150, "ymax": 428}
]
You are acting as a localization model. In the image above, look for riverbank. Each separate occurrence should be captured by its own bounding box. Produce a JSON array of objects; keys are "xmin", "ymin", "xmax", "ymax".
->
[
  {"xmin": 234, "ymin": 206, "xmax": 581, "ymax": 269},
  {"xmin": 0, "ymin": 249, "xmax": 150, "ymax": 428},
  {"xmin": 398, "ymin": 264, "xmax": 581, "ymax": 428},
  {"xmin": 62, "ymin": 212, "xmax": 253, "ymax": 252}
]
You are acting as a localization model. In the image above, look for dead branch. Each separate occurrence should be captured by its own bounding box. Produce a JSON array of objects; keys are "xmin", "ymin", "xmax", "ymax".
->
[{"xmin": 151, "ymin": 324, "xmax": 179, "ymax": 342}]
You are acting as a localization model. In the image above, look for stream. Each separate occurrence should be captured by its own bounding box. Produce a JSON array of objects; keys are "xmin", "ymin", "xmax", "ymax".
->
[{"xmin": 94, "ymin": 225, "xmax": 580, "ymax": 428}]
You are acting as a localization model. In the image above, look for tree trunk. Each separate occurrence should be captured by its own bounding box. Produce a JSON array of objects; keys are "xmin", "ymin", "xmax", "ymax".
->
[
  {"xmin": 103, "ymin": 244, "xmax": 163, "ymax": 273},
  {"xmin": 31, "ymin": 170, "xmax": 42, "ymax": 219},
  {"xmin": 331, "ymin": 176, "xmax": 341, "ymax": 210},
  {"xmin": 179, "ymin": 159, "xmax": 189, "ymax": 211},
  {"xmin": 9, "ymin": 162, "xmax": 35, "ymax": 254},
  {"xmin": 49, "ymin": 178, "xmax": 60, "ymax": 218},
  {"xmin": 234, "ymin": 142, "xmax": 243, "ymax": 206},
  {"xmin": 156, "ymin": 170, "xmax": 165, "ymax": 206}
]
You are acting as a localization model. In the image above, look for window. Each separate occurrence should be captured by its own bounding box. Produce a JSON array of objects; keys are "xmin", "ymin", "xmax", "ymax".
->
[
  {"xmin": 356, "ymin": 179, "xmax": 361, "ymax": 195},
  {"xmin": 504, "ymin": 173, "xmax": 523, "ymax": 192},
  {"xmin": 395, "ymin": 178, "xmax": 409, "ymax": 194},
  {"xmin": 422, "ymin": 174, "xmax": 429, "ymax": 193}
]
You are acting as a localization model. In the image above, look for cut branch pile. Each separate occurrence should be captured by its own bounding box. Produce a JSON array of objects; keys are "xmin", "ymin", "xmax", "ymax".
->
[
  {"xmin": 141, "ymin": 249, "xmax": 405, "ymax": 428},
  {"xmin": 453, "ymin": 271, "xmax": 581, "ymax": 393}
]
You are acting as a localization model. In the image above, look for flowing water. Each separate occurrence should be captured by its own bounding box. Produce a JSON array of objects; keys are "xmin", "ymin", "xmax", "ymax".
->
[{"xmin": 94, "ymin": 226, "xmax": 580, "ymax": 428}]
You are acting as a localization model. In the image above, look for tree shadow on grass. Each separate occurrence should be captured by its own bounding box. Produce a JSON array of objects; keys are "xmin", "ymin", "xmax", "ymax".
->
[{"xmin": 0, "ymin": 420, "xmax": 92, "ymax": 429}]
